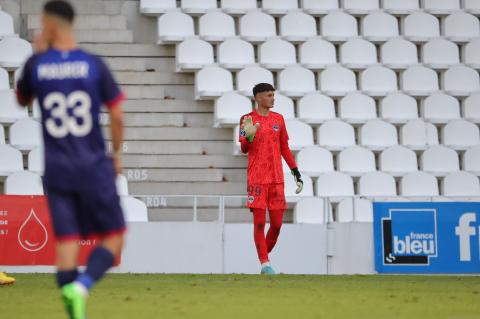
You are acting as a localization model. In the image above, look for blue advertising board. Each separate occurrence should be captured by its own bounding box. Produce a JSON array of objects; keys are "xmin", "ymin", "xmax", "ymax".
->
[{"xmin": 373, "ymin": 202, "xmax": 480, "ymax": 273}]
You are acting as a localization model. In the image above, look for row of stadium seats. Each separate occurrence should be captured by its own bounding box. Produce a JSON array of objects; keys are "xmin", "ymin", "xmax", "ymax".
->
[
  {"xmin": 294, "ymin": 197, "xmax": 373, "ymax": 223},
  {"xmin": 0, "ymin": 120, "xmax": 41, "ymax": 151},
  {"xmin": 0, "ymin": 37, "xmax": 32, "ymax": 70}
]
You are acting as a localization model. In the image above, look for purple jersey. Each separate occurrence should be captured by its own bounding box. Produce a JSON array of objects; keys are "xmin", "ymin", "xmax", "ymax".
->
[{"xmin": 17, "ymin": 48, "xmax": 124, "ymax": 191}]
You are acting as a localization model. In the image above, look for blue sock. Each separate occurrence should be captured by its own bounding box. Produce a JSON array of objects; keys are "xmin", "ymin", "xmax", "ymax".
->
[
  {"xmin": 76, "ymin": 246, "xmax": 115, "ymax": 291},
  {"xmin": 56, "ymin": 269, "xmax": 78, "ymax": 288}
]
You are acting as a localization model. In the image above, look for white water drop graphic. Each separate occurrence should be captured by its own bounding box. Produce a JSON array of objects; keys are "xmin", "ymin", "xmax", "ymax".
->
[{"xmin": 17, "ymin": 209, "xmax": 49, "ymax": 252}]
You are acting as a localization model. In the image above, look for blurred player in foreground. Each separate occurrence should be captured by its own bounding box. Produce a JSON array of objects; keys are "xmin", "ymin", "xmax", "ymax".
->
[
  {"xmin": 239, "ymin": 83, "xmax": 303, "ymax": 275},
  {"xmin": 16, "ymin": 1, "xmax": 125, "ymax": 318}
]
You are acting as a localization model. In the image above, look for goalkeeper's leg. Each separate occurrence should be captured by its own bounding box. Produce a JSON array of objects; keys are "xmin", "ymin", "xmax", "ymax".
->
[
  {"xmin": 266, "ymin": 209, "xmax": 284, "ymax": 253},
  {"xmin": 253, "ymin": 208, "xmax": 269, "ymax": 264}
]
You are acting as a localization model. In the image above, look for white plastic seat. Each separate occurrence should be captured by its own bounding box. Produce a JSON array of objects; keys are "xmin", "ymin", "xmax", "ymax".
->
[
  {"xmin": 296, "ymin": 146, "xmax": 334, "ymax": 177},
  {"xmin": 176, "ymin": 38, "xmax": 214, "ymax": 72},
  {"xmin": 423, "ymin": 0, "xmax": 460, "ymax": 14},
  {"xmin": 380, "ymin": 93, "xmax": 418, "ymax": 124},
  {"xmin": 337, "ymin": 146, "xmax": 376, "ymax": 176},
  {"xmin": 444, "ymin": 12, "xmax": 479, "ymax": 43},
  {"xmin": 360, "ymin": 65, "xmax": 397, "ymax": 96},
  {"xmin": 273, "ymin": 94, "xmax": 295, "ymax": 119},
  {"xmin": 0, "ymin": 10, "xmax": 14, "ymax": 37},
  {"xmin": 358, "ymin": 171, "xmax": 397, "ymax": 197},
  {"xmin": 337, "ymin": 198, "xmax": 373, "ymax": 222},
  {"xmin": 217, "ymin": 38, "xmax": 255, "ymax": 70},
  {"xmin": 116, "ymin": 174, "xmax": 129, "ymax": 196},
  {"xmin": 342, "ymin": 0, "xmax": 380, "ymax": 15},
  {"xmin": 403, "ymin": 12, "xmax": 440, "ymax": 43},
  {"xmin": 0, "ymin": 37, "xmax": 32, "ymax": 69},
  {"xmin": 10, "ymin": 119, "xmax": 41, "ymax": 151},
  {"xmin": 214, "ymin": 92, "xmax": 252, "ymax": 127},
  {"xmin": 220, "ymin": 0, "xmax": 257, "ymax": 15},
  {"xmin": 316, "ymin": 172, "xmax": 355, "ymax": 198},
  {"xmin": 199, "ymin": 11, "xmax": 235, "ymax": 42},
  {"xmin": 157, "ymin": 11, "xmax": 194, "ymax": 44},
  {"xmin": 140, "ymin": 0, "xmax": 176, "ymax": 15},
  {"xmin": 421, "ymin": 38, "xmax": 459, "ymax": 70},
  {"xmin": 278, "ymin": 66, "xmax": 316, "ymax": 97},
  {"xmin": 280, "ymin": 11, "xmax": 317, "ymax": 42},
  {"xmin": 442, "ymin": 171, "xmax": 480, "ymax": 197},
  {"xmin": 28, "ymin": 147, "xmax": 44, "ymax": 175},
  {"xmin": 285, "ymin": 119, "xmax": 314, "ymax": 150},
  {"xmin": 464, "ymin": 38, "xmax": 480, "ymax": 70},
  {"xmin": 262, "ymin": 0, "xmax": 298, "ymax": 15},
  {"xmin": 0, "ymin": 67, "xmax": 8, "ymax": 89},
  {"xmin": 442, "ymin": 119, "xmax": 480, "ymax": 151},
  {"xmin": 240, "ymin": 11, "xmax": 276, "ymax": 43},
  {"xmin": 401, "ymin": 65, "xmax": 439, "ymax": 96},
  {"xmin": 399, "ymin": 171, "xmax": 439, "ymax": 197},
  {"xmin": 0, "ymin": 144, "xmax": 23, "ymax": 176},
  {"xmin": 302, "ymin": 0, "xmax": 339, "ymax": 15},
  {"xmin": 300, "ymin": 38, "xmax": 337, "ymax": 70},
  {"xmin": 259, "ymin": 38, "xmax": 296, "ymax": 70},
  {"xmin": 340, "ymin": 38, "xmax": 377, "ymax": 69},
  {"xmin": 463, "ymin": 93, "xmax": 480, "ymax": 123},
  {"xmin": 400, "ymin": 119, "xmax": 439, "ymax": 150},
  {"xmin": 421, "ymin": 145, "xmax": 459, "ymax": 176},
  {"xmin": 237, "ymin": 66, "xmax": 274, "ymax": 97},
  {"xmin": 5, "ymin": 171, "xmax": 43, "ymax": 195},
  {"xmin": 0, "ymin": 123, "xmax": 4, "ymax": 144},
  {"xmin": 285, "ymin": 174, "xmax": 314, "ymax": 201},
  {"xmin": 362, "ymin": 12, "xmax": 399, "ymax": 42},
  {"xmin": 317, "ymin": 120, "xmax": 356, "ymax": 151},
  {"xmin": 383, "ymin": 0, "xmax": 420, "ymax": 15},
  {"xmin": 338, "ymin": 92, "xmax": 377, "ymax": 124},
  {"xmin": 181, "ymin": 0, "xmax": 216, "ymax": 15},
  {"xmin": 421, "ymin": 93, "xmax": 460, "ymax": 124},
  {"xmin": 463, "ymin": 145, "xmax": 480, "ymax": 175},
  {"xmin": 442, "ymin": 65, "xmax": 480, "ymax": 97},
  {"xmin": 294, "ymin": 197, "xmax": 326, "ymax": 224},
  {"xmin": 380, "ymin": 145, "xmax": 418, "ymax": 177},
  {"xmin": 321, "ymin": 11, "xmax": 358, "ymax": 42},
  {"xmin": 121, "ymin": 196, "xmax": 149, "ymax": 222},
  {"xmin": 195, "ymin": 66, "xmax": 233, "ymax": 100},
  {"xmin": 297, "ymin": 93, "xmax": 335, "ymax": 124},
  {"xmin": 319, "ymin": 65, "xmax": 357, "ymax": 97},
  {"xmin": 465, "ymin": 0, "xmax": 480, "ymax": 15},
  {"xmin": 381, "ymin": 38, "xmax": 418, "ymax": 69},
  {"xmin": 0, "ymin": 90, "xmax": 28, "ymax": 123},
  {"xmin": 359, "ymin": 119, "xmax": 398, "ymax": 151}
]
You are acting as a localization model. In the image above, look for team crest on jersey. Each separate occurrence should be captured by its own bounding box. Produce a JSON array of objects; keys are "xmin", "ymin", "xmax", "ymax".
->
[
  {"xmin": 273, "ymin": 123, "xmax": 280, "ymax": 132},
  {"xmin": 248, "ymin": 196, "xmax": 255, "ymax": 203},
  {"xmin": 240, "ymin": 129, "xmax": 246, "ymax": 137}
]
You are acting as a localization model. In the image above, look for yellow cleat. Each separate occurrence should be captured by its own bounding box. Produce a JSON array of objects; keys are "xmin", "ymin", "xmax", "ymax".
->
[{"xmin": 0, "ymin": 272, "xmax": 15, "ymax": 285}]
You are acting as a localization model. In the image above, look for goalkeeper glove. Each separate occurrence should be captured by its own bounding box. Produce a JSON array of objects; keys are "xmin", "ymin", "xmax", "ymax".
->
[
  {"xmin": 291, "ymin": 168, "xmax": 303, "ymax": 194},
  {"xmin": 242, "ymin": 116, "xmax": 260, "ymax": 142}
]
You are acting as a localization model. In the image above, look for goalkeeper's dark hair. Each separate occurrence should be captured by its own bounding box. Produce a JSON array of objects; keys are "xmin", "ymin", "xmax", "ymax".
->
[
  {"xmin": 253, "ymin": 83, "xmax": 275, "ymax": 97},
  {"xmin": 44, "ymin": 0, "xmax": 75, "ymax": 24}
]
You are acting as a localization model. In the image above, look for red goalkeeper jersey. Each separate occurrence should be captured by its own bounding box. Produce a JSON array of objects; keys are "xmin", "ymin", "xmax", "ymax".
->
[{"xmin": 239, "ymin": 110, "xmax": 297, "ymax": 185}]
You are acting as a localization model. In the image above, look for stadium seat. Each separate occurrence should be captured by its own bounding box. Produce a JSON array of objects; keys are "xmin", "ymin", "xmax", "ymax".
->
[
  {"xmin": 358, "ymin": 171, "xmax": 397, "ymax": 197},
  {"xmin": 28, "ymin": 147, "xmax": 44, "ymax": 175},
  {"xmin": 278, "ymin": 66, "xmax": 316, "ymax": 97},
  {"xmin": 259, "ymin": 38, "xmax": 296, "ymax": 70},
  {"xmin": 217, "ymin": 38, "xmax": 255, "ymax": 70},
  {"xmin": 116, "ymin": 174, "xmax": 129, "ymax": 196},
  {"xmin": 443, "ymin": 12, "xmax": 479, "ymax": 43},
  {"xmin": 296, "ymin": 146, "xmax": 334, "ymax": 177},
  {"xmin": 379, "ymin": 145, "xmax": 418, "ymax": 177},
  {"xmin": 464, "ymin": 38, "xmax": 480, "ymax": 70},
  {"xmin": 181, "ymin": 0, "xmax": 216, "ymax": 15},
  {"xmin": 342, "ymin": 0, "xmax": 379, "ymax": 15},
  {"xmin": 0, "ymin": 90, "xmax": 28, "ymax": 124},
  {"xmin": 299, "ymin": 38, "xmax": 337, "ymax": 70},
  {"xmin": 0, "ymin": 144, "xmax": 23, "ymax": 176},
  {"xmin": 340, "ymin": 38, "xmax": 377, "ymax": 69},
  {"xmin": 442, "ymin": 65, "xmax": 480, "ymax": 97},
  {"xmin": 220, "ymin": 0, "xmax": 257, "ymax": 15},
  {"xmin": 421, "ymin": 93, "xmax": 460, "ymax": 124},
  {"xmin": 362, "ymin": 12, "xmax": 399, "ymax": 42},
  {"xmin": 0, "ymin": 10, "xmax": 14, "ymax": 38},
  {"xmin": 463, "ymin": 93, "xmax": 480, "ymax": 123},
  {"xmin": 337, "ymin": 146, "xmax": 376, "ymax": 177},
  {"xmin": 9, "ymin": 119, "xmax": 42, "ymax": 151},
  {"xmin": 0, "ymin": 67, "xmax": 8, "ymax": 89},
  {"xmin": 301, "ymin": 0, "xmax": 339, "ymax": 15},
  {"xmin": 139, "ymin": 0, "xmax": 176, "ymax": 15},
  {"xmin": 319, "ymin": 65, "xmax": 357, "ymax": 97},
  {"xmin": 380, "ymin": 38, "xmax": 418, "ymax": 69},
  {"xmin": 423, "ymin": 0, "xmax": 460, "ymax": 15},
  {"xmin": 401, "ymin": 65, "xmax": 439, "ymax": 97},
  {"xmin": 293, "ymin": 197, "xmax": 327, "ymax": 224},
  {"xmin": 237, "ymin": 66, "xmax": 274, "ymax": 97},
  {"xmin": 272, "ymin": 94, "xmax": 295, "ymax": 119},
  {"xmin": 400, "ymin": 119, "xmax": 439, "ymax": 150},
  {"xmin": 121, "ymin": 196, "xmax": 149, "ymax": 222},
  {"xmin": 317, "ymin": 120, "xmax": 356, "ymax": 151},
  {"xmin": 32, "ymin": 99, "xmax": 41, "ymax": 119},
  {"xmin": 463, "ymin": 145, "xmax": 480, "ymax": 175},
  {"xmin": 337, "ymin": 198, "xmax": 373, "ymax": 223},
  {"xmin": 441, "ymin": 119, "xmax": 480, "ymax": 151},
  {"xmin": 199, "ymin": 11, "xmax": 235, "ymax": 43},
  {"xmin": 316, "ymin": 172, "xmax": 355, "ymax": 199},
  {"xmin": 441, "ymin": 171, "xmax": 480, "ymax": 197},
  {"xmin": 383, "ymin": 0, "xmax": 419, "ymax": 15},
  {"xmin": 379, "ymin": 93, "xmax": 418, "ymax": 124},
  {"xmin": 240, "ymin": 11, "xmax": 276, "ymax": 43},
  {"xmin": 262, "ymin": 0, "xmax": 298, "ymax": 15},
  {"xmin": 214, "ymin": 92, "xmax": 252, "ymax": 127},
  {"xmin": 157, "ymin": 11, "xmax": 194, "ymax": 44},
  {"xmin": 5, "ymin": 171, "xmax": 43, "ymax": 195},
  {"xmin": 280, "ymin": 11, "xmax": 317, "ymax": 42},
  {"xmin": 285, "ymin": 119, "xmax": 314, "ymax": 150},
  {"xmin": 195, "ymin": 66, "xmax": 233, "ymax": 100},
  {"xmin": 399, "ymin": 171, "xmax": 439, "ymax": 197},
  {"xmin": 359, "ymin": 119, "xmax": 398, "ymax": 151},
  {"xmin": 422, "ymin": 38, "xmax": 459, "ymax": 70},
  {"xmin": 297, "ymin": 93, "xmax": 336, "ymax": 124},
  {"xmin": 321, "ymin": 11, "xmax": 358, "ymax": 42},
  {"xmin": 285, "ymin": 174, "xmax": 314, "ymax": 201},
  {"xmin": 360, "ymin": 65, "xmax": 397, "ymax": 96},
  {"xmin": 420, "ymin": 145, "xmax": 460, "ymax": 176},
  {"xmin": 176, "ymin": 38, "xmax": 214, "ymax": 72},
  {"xmin": 338, "ymin": 92, "xmax": 377, "ymax": 124},
  {"xmin": 0, "ymin": 37, "xmax": 32, "ymax": 69},
  {"xmin": 465, "ymin": 0, "xmax": 480, "ymax": 14},
  {"xmin": 0, "ymin": 123, "xmax": 4, "ymax": 144},
  {"xmin": 403, "ymin": 12, "xmax": 440, "ymax": 43}
]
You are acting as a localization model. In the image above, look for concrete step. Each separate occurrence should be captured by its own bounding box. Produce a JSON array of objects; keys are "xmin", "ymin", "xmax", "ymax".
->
[
  {"xmin": 105, "ymin": 57, "xmax": 175, "ymax": 72},
  {"xmin": 82, "ymin": 43, "xmax": 174, "ymax": 57},
  {"xmin": 129, "ymin": 182, "xmax": 246, "ymax": 195},
  {"xmin": 104, "ymin": 127, "xmax": 233, "ymax": 141},
  {"xmin": 27, "ymin": 14, "xmax": 127, "ymax": 30},
  {"xmin": 114, "ymin": 71, "xmax": 193, "ymax": 85},
  {"xmin": 123, "ymin": 168, "xmax": 223, "ymax": 182},
  {"xmin": 122, "ymin": 154, "xmax": 247, "ymax": 168},
  {"xmin": 122, "ymin": 99, "xmax": 212, "ymax": 113},
  {"xmin": 105, "ymin": 141, "xmax": 233, "ymax": 155},
  {"xmin": 120, "ymin": 85, "xmax": 194, "ymax": 100},
  {"xmin": 222, "ymin": 169, "xmax": 247, "ymax": 182},
  {"xmin": 27, "ymin": 29, "xmax": 134, "ymax": 43},
  {"xmin": 102, "ymin": 113, "xmax": 213, "ymax": 127},
  {"xmin": 20, "ymin": 0, "xmax": 125, "ymax": 15}
]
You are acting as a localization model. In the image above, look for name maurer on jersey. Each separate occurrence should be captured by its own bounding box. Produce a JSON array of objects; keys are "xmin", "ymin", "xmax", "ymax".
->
[{"xmin": 38, "ymin": 61, "xmax": 89, "ymax": 80}]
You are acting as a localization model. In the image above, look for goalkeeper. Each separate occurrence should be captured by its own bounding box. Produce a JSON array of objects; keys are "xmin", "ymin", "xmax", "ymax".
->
[{"xmin": 239, "ymin": 83, "xmax": 303, "ymax": 275}]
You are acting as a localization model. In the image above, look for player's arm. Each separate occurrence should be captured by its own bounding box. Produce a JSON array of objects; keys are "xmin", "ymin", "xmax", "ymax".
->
[
  {"xmin": 239, "ymin": 115, "xmax": 259, "ymax": 154},
  {"xmin": 109, "ymin": 105, "xmax": 124, "ymax": 175},
  {"xmin": 280, "ymin": 117, "xmax": 303, "ymax": 194},
  {"xmin": 16, "ymin": 56, "xmax": 36, "ymax": 107}
]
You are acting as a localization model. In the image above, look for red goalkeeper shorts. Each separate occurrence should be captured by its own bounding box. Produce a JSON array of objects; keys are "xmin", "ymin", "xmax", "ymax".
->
[{"xmin": 247, "ymin": 183, "xmax": 286, "ymax": 211}]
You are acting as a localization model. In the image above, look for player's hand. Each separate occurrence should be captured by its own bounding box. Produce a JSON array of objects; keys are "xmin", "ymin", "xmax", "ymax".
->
[
  {"xmin": 291, "ymin": 168, "xmax": 303, "ymax": 194},
  {"xmin": 112, "ymin": 152, "xmax": 122, "ymax": 175},
  {"xmin": 32, "ymin": 31, "xmax": 48, "ymax": 54},
  {"xmin": 242, "ymin": 116, "xmax": 259, "ymax": 142}
]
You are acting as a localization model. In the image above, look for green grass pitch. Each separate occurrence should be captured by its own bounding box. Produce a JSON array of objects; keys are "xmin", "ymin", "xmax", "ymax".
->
[{"xmin": 2, "ymin": 274, "xmax": 479, "ymax": 319}]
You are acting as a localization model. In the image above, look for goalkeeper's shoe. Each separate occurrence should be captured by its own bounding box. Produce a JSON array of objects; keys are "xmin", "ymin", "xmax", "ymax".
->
[
  {"xmin": 261, "ymin": 265, "xmax": 276, "ymax": 275},
  {"xmin": 291, "ymin": 168, "xmax": 303, "ymax": 194},
  {"xmin": 0, "ymin": 272, "xmax": 15, "ymax": 285},
  {"xmin": 62, "ymin": 283, "xmax": 87, "ymax": 319}
]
